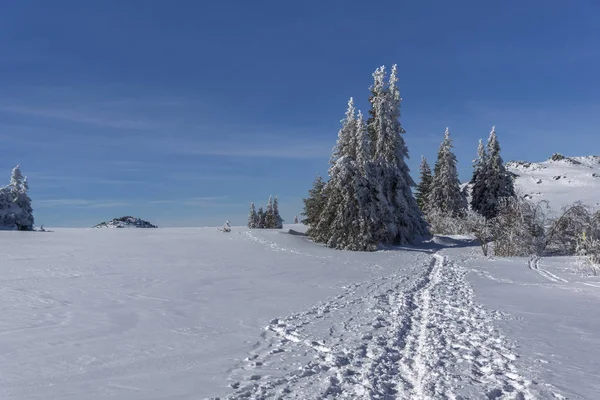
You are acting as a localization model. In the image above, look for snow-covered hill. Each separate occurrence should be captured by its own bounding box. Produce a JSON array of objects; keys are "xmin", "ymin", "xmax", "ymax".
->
[
  {"xmin": 1, "ymin": 227, "xmax": 598, "ymax": 399},
  {"xmin": 507, "ymin": 154, "xmax": 600, "ymax": 211},
  {"xmin": 93, "ymin": 216, "xmax": 158, "ymax": 228}
]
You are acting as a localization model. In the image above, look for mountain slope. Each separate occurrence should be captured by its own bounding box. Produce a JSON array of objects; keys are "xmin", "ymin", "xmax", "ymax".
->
[{"xmin": 506, "ymin": 154, "xmax": 600, "ymax": 210}]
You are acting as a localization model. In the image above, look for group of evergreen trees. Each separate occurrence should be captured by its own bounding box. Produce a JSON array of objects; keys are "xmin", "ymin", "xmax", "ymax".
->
[
  {"xmin": 302, "ymin": 65, "xmax": 429, "ymax": 251},
  {"xmin": 416, "ymin": 126, "xmax": 515, "ymax": 229},
  {"xmin": 469, "ymin": 127, "xmax": 515, "ymax": 219},
  {"xmin": 248, "ymin": 196, "xmax": 283, "ymax": 229},
  {"xmin": 0, "ymin": 165, "xmax": 34, "ymax": 231}
]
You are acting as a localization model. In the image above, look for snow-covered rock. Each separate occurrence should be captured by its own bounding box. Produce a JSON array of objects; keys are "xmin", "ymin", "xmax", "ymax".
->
[
  {"xmin": 506, "ymin": 154, "xmax": 600, "ymax": 210},
  {"xmin": 93, "ymin": 216, "xmax": 158, "ymax": 228}
]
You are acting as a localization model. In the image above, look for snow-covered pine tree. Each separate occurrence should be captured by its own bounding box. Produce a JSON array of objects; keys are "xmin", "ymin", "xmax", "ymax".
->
[
  {"xmin": 476, "ymin": 126, "xmax": 516, "ymax": 219},
  {"xmin": 415, "ymin": 156, "xmax": 433, "ymax": 214},
  {"xmin": 470, "ymin": 139, "xmax": 489, "ymax": 216},
  {"xmin": 248, "ymin": 202, "xmax": 257, "ymax": 228},
  {"xmin": 487, "ymin": 126, "xmax": 515, "ymax": 199},
  {"xmin": 257, "ymin": 207, "xmax": 265, "ymax": 229},
  {"xmin": 428, "ymin": 128, "xmax": 467, "ymax": 218},
  {"xmin": 368, "ymin": 65, "xmax": 429, "ymax": 244},
  {"xmin": 314, "ymin": 105, "xmax": 378, "ymax": 251},
  {"xmin": 312, "ymin": 98, "xmax": 357, "ymax": 246},
  {"xmin": 264, "ymin": 196, "xmax": 275, "ymax": 228},
  {"xmin": 16, "ymin": 176, "xmax": 34, "ymax": 230},
  {"xmin": 9, "ymin": 165, "xmax": 24, "ymax": 207},
  {"xmin": 331, "ymin": 97, "xmax": 357, "ymax": 165},
  {"xmin": 352, "ymin": 110, "xmax": 380, "ymax": 249},
  {"xmin": 272, "ymin": 196, "xmax": 283, "ymax": 229},
  {"xmin": 8, "ymin": 165, "xmax": 34, "ymax": 230},
  {"xmin": 302, "ymin": 174, "xmax": 326, "ymax": 237}
]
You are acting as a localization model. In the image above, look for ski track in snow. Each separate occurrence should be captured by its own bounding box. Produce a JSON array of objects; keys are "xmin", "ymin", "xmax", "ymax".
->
[
  {"xmin": 239, "ymin": 231, "xmax": 332, "ymax": 259},
  {"xmin": 219, "ymin": 254, "xmax": 538, "ymax": 399},
  {"xmin": 528, "ymin": 256, "xmax": 569, "ymax": 284}
]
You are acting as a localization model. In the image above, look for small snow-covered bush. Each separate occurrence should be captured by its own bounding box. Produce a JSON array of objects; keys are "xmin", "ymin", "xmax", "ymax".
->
[
  {"xmin": 492, "ymin": 197, "xmax": 548, "ymax": 257},
  {"xmin": 426, "ymin": 210, "xmax": 469, "ymax": 235}
]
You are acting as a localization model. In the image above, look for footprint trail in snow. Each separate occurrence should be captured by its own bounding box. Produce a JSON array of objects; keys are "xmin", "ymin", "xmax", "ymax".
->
[{"xmin": 221, "ymin": 254, "xmax": 550, "ymax": 399}]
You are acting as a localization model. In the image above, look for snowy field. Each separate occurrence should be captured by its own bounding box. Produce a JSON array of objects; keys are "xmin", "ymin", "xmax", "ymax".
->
[{"xmin": 1, "ymin": 227, "xmax": 599, "ymax": 399}]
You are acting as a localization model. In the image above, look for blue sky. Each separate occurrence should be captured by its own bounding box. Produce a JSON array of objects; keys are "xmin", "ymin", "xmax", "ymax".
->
[{"xmin": 1, "ymin": 0, "xmax": 598, "ymax": 227}]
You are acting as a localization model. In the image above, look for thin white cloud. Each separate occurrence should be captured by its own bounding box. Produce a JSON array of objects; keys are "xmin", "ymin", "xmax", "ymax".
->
[
  {"xmin": 149, "ymin": 136, "xmax": 334, "ymax": 159},
  {"xmin": 148, "ymin": 196, "xmax": 228, "ymax": 206},
  {"xmin": 0, "ymin": 105, "xmax": 150, "ymax": 130},
  {"xmin": 180, "ymin": 145, "xmax": 331, "ymax": 159},
  {"xmin": 36, "ymin": 199, "xmax": 131, "ymax": 209},
  {"xmin": 28, "ymin": 173, "xmax": 145, "ymax": 185}
]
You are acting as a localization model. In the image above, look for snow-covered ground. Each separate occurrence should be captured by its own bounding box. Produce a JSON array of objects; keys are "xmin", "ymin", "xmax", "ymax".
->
[
  {"xmin": 507, "ymin": 155, "xmax": 600, "ymax": 211},
  {"xmin": 1, "ymin": 226, "xmax": 599, "ymax": 399}
]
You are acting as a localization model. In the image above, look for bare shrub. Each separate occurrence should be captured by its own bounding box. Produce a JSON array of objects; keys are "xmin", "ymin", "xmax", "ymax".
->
[
  {"xmin": 464, "ymin": 210, "xmax": 492, "ymax": 256},
  {"xmin": 492, "ymin": 197, "xmax": 549, "ymax": 257},
  {"xmin": 574, "ymin": 209, "xmax": 600, "ymax": 268},
  {"xmin": 547, "ymin": 203, "xmax": 592, "ymax": 254}
]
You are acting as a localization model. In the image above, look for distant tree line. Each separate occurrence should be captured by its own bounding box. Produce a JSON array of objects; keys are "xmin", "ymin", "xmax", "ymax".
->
[{"xmin": 248, "ymin": 196, "xmax": 283, "ymax": 229}]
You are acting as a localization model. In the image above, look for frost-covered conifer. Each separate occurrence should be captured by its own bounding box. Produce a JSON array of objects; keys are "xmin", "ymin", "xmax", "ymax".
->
[
  {"xmin": 257, "ymin": 207, "xmax": 265, "ymax": 229},
  {"xmin": 4, "ymin": 165, "xmax": 34, "ymax": 230},
  {"xmin": 264, "ymin": 196, "xmax": 275, "ymax": 228},
  {"xmin": 352, "ymin": 111, "xmax": 381, "ymax": 249},
  {"xmin": 272, "ymin": 196, "xmax": 283, "ymax": 229},
  {"xmin": 470, "ymin": 139, "xmax": 489, "ymax": 216},
  {"xmin": 429, "ymin": 128, "xmax": 467, "ymax": 217},
  {"xmin": 9, "ymin": 165, "xmax": 24, "ymax": 196},
  {"xmin": 16, "ymin": 176, "xmax": 34, "ymax": 230},
  {"xmin": 415, "ymin": 156, "xmax": 433, "ymax": 214},
  {"xmin": 331, "ymin": 97, "xmax": 356, "ymax": 165},
  {"xmin": 367, "ymin": 65, "xmax": 429, "ymax": 244},
  {"xmin": 487, "ymin": 126, "xmax": 515, "ymax": 199},
  {"xmin": 302, "ymin": 174, "xmax": 326, "ymax": 237},
  {"xmin": 314, "ymin": 107, "xmax": 378, "ymax": 250},
  {"xmin": 475, "ymin": 127, "xmax": 516, "ymax": 219},
  {"xmin": 248, "ymin": 202, "xmax": 257, "ymax": 229}
]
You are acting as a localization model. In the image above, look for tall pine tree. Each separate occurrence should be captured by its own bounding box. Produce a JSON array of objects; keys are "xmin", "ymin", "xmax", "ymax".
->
[
  {"xmin": 475, "ymin": 126, "xmax": 515, "ymax": 219},
  {"xmin": 470, "ymin": 139, "xmax": 489, "ymax": 216},
  {"xmin": 248, "ymin": 202, "xmax": 257, "ymax": 228},
  {"xmin": 272, "ymin": 196, "xmax": 283, "ymax": 229},
  {"xmin": 313, "ymin": 98, "xmax": 360, "ymax": 248},
  {"xmin": 257, "ymin": 207, "xmax": 265, "ymax": 229},
  {"xmin": 368, "ymin": 65, "xmax": 429, "ymax": 243},
  {"xmin": 429, "ymin": 128, "xmax": 467, "ymax": 217},
  {"xmin": 302, "ymin": 174, "xmax": 326, "ymax": 238},
  {"xmin": 314, "ymin": 103, "xmax": 378, "ymax": 250},
  {"xmin": 415, "ymin": 156, "xmax": 433, "ymax": 214}
]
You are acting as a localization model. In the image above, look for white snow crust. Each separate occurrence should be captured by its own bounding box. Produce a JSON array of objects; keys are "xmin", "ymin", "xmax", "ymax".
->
[{"xmin": 0, "ymin": 226, "xmax": 598, "ymax": 399}]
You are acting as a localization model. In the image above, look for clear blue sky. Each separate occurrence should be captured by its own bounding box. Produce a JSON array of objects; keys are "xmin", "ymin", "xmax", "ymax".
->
[{"xmin": 1, "ymin": 0, "xmax": 598, "ymax": 227}]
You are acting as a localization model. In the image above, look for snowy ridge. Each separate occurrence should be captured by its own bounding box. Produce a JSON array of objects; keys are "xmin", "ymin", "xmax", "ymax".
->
[
  {"xmin": 506, "ymin": 155, "xmax": 600, "ymax": 210},
  {"xmin": 93, "ymin": 216, "xmax": 158, "ymax": 228},
  {"xmin": 222, "ymin": 253, "xmax": 544, "ymax": 399}
]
